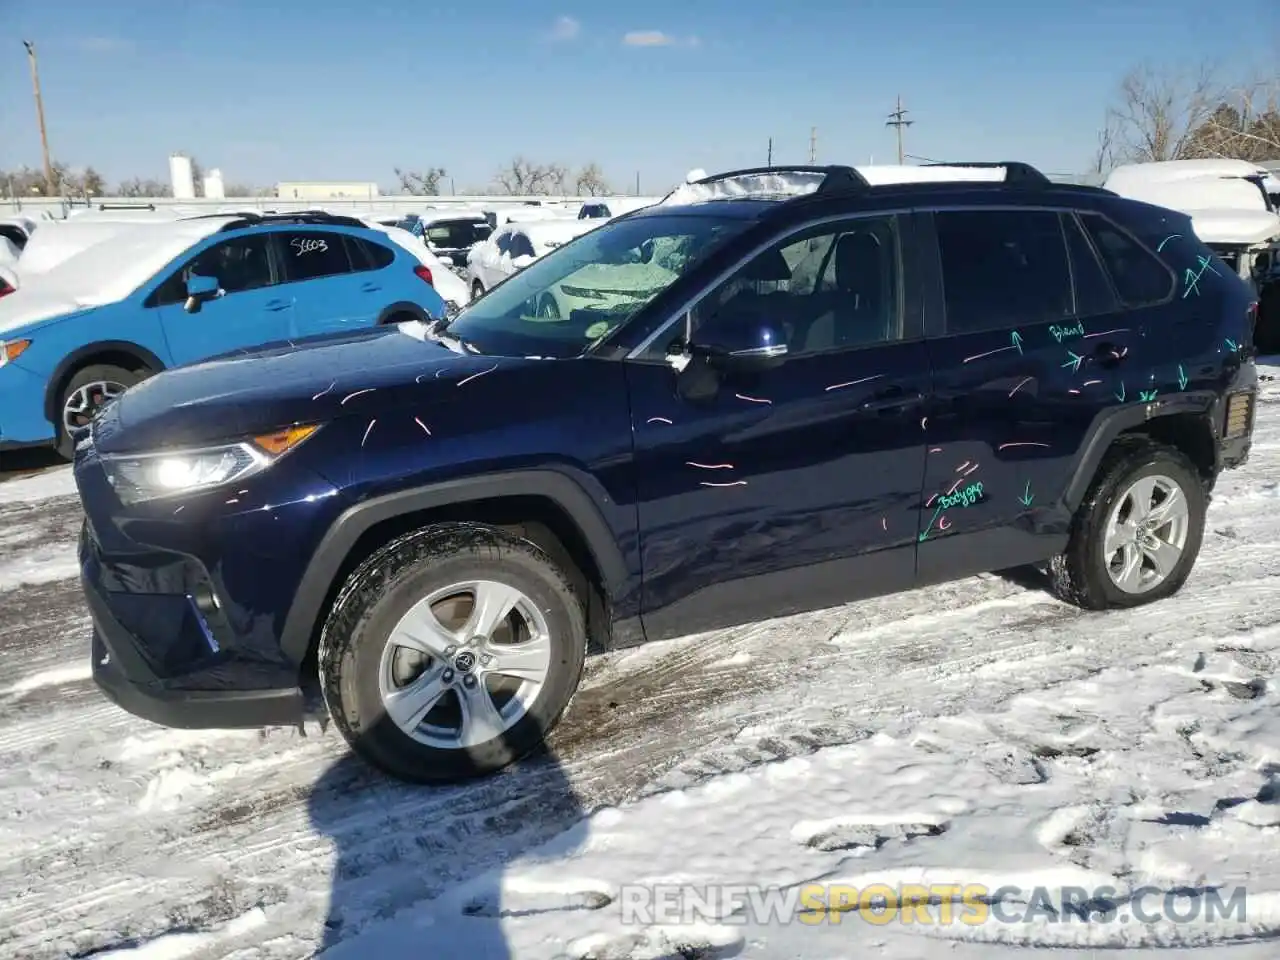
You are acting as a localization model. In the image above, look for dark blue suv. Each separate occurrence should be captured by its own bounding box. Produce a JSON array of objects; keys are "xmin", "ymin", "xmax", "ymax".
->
[{"xmin": 74, "ymin": 164, "xmax": 1259, "ymax": 784}]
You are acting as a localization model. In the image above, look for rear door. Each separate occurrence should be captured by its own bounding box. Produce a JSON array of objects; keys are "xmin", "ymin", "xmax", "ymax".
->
[
  {"xmin": 271, "ymin": 228, "xmax": 378, "ymax": 335},
  {"xmin": 149, "ymin": 232, "xmax": 294, "ymax": 365},
  {"xmin": 917, "ymin": 205, "xmax": 1139, "ymax": 581}
]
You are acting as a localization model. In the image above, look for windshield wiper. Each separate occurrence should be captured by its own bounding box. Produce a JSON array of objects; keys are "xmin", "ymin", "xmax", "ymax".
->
[{"xmin": 425, "ymin": 316, "xmax": 482, "ymax": 355}]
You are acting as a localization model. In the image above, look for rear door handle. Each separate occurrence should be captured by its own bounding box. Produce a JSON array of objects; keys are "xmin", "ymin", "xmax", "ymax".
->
[
  {"xmin": 861, "ymin": 386, "xmax": 924, "ymax": 413},
  {"xmin": 1092, "ymin": 341, "xmax": 1127, "ymax": 368},
  {"xmin": 265, "ymin": 298, "xmax": 292, "ymax": 312},
  {"xmin": 361, "ymin": 282, "xmax": 382, "ymax": 293}
]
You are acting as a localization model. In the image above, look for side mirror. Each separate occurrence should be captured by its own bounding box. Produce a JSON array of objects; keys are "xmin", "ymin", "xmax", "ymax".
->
[
  {"xmin": 688, "ymin": 311, "xmax": 788, "ymax": 372},
  {"xmin": 184, "ymin": 273, "xmax": 220, "ymax": 314},
  {"xmin": 511, "ymin": 254, "xmax": 535, "ymax": 270}
]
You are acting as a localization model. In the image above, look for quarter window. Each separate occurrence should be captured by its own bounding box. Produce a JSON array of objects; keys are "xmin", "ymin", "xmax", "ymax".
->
[
  {"xmin": 936, "ymin": 209, "xmax": 1073, "ymax": 334},
  {"xmin": 345, "ymin": 236, "xmax": 395, "ymax": 271},
  {"xmin": 1079, "ymin": 213, "xmax": 1175, "ymax": 306}
]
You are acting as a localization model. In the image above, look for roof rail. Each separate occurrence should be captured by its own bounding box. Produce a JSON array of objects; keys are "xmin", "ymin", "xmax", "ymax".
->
[
  {"xmin": 920, "ymin": 161, "xmax": 1051, "ymax": 186},
  {"xmin": 216, "ymin": 211, "xmax": 369, "ymax": 231},
  {"xmin": 96, "ymin": 202, "xmax": 156, "ymax": 211}
]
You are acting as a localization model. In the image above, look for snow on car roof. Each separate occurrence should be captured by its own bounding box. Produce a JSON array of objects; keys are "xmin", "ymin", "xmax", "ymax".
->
[
  {"xmin": 1190, "ymin": 209, "xmax": 1280, "ymax": 246},
  {"xmin": 1110, "ymin": 177, "xmax": 1271, "ymax": 217},
  {"xmin": 1105, "ymin": 159, "xmax": 1270, "ymax": 192},
  {"xmin": 661, "ymin": 164, "xmax": 1016, "ymax": 205},
  {"xmin": 512, "ymin": 218, "xmax": 597, "ymax": 241},
  {"xmin": 0, "ymin": 217, "xmax": 231, "ymax": 335}
]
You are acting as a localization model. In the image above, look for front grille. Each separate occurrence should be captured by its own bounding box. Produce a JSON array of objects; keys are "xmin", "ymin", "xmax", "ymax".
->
[{"xmin": 1224, "ymin": 391, "xmax": 1254, "ymax": 439}]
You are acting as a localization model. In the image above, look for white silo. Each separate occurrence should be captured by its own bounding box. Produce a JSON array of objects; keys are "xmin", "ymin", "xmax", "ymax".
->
[
  {"xmin": 169, "ymin": 153, "xmax": 195, "ymax": 199},
  {"xmin": 203, "ymin": 168, "xmax": 225, "ymax": 199}
]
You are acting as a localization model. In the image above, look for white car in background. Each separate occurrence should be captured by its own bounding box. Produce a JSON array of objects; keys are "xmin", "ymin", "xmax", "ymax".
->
[
  {"xmin": 363, "ymin": 220, "xmax": 471, "ymax": 313},
  {"xmin": 465, "ymin": 219, "xmax": 597, "ymax": 299}
]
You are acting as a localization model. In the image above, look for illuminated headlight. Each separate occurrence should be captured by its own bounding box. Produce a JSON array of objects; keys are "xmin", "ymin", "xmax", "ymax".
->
[{"xmin": 102, "ymin": 424, "xmax": 321, "ymax": 504}]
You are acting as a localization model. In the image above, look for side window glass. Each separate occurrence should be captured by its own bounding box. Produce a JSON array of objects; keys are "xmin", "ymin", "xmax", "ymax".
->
[
  {"xmin": 688, "ymin": 216, "xmax": 901, "ymax": 356},
  {"xmin": 495, "ymin": 231, "xmax": 513, "ymax": 255},
  {"xmin": 344, "ymin": 236, "xmax": 394, "ymax": 272},
  {"xmin": 1062, "ymin": 213, "xmax": 1119, "ymax": 317},
  {"xmin": 511, "ymin": 234, "xmax": 535, "ymax": 259},
  {"xmin": 936, "ymin": 209, "xmax": 1073, "ymax": 334},
  {"xmin": 1079, "ymin": 214, "xmax": 1175, "ymax": 306},
  {"xmin": 278, "ymin": 231, "xmax": 352, "ymax": 282},
  {"xmin": 151, "ymin": 235, "xmax": 273, "ymax": 306}
]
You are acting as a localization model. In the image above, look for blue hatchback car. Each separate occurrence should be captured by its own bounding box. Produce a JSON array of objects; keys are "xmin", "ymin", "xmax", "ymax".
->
[{"xmin": 0, "ymin": 211, "xmax": 446, "ymax": 459}]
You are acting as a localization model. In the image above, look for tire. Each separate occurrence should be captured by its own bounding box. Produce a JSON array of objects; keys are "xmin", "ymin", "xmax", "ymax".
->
[
  {"xmin": 54, "ymin": 363, "xmax": 145, "ymax": 460},
  {"xmin": 381, "ymin": 311, "xmax": 418, "ymax": 326},
  {"xmin": 318, "ymin": 522, "xmax": 587, "ymax": 784},
  {"xmin": 471, "ymin": 280, "xmax": 485, "ymax": 300},
  {"xmin": 1048, "ymin": 438, "xmax": 1206, "ymax": 610},
  {"xmin": 534, "ymin": 293, "xmax": 562, "ymax": 320}
]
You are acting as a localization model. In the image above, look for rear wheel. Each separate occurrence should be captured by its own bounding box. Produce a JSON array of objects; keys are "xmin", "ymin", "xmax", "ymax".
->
[
  {"xmin": 1048, "ymin": 439, "xmax": 1205, "ymax": 610},
  {"xmin": 318, "ymin": 523, "xmax": 587, "ymax": 783},
  {"xmin": 55, "ymin": 363, "xmax": 145, "ymax": 460}
]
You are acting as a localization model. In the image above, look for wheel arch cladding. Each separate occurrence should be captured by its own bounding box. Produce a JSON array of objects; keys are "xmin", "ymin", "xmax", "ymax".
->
[
  {"xmin": 278, "ymin": 469, "xmax": 630, "ymax": 669},
  {"xmin": 1063, "ymin": 394, "xmax": 1216, "ymax": 511},
  {"xmin": 43, "ymin": 340, "xmax": 165, "ymax": 423},
  {"xmin": 376, "ymin": 300, "xmax": 430, "ymax": 325}
]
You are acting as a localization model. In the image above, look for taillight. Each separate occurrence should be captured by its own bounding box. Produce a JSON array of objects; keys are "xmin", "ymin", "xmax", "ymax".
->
[
  {"xmin": 414, "ymin": 264, "xmax": 433, "ymax": 286},
  {"xmin": 0, "ymin": 282, "xmax": 13, "ymax": 299}
]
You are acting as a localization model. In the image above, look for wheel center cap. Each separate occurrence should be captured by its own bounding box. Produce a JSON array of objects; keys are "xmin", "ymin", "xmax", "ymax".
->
[{"xmin": 453, "ymin": 651, "xmax": 477, "ymax": 673}]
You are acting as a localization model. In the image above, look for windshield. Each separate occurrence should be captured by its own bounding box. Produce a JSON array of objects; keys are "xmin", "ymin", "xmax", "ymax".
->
[{"xmin": 443, "ymin": 213, "xmax": 751, "ymax": 358}]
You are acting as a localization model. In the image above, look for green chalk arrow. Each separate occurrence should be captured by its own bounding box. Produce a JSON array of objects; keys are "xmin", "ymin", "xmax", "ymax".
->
[
  {"xmin": 1061, "ymin": 351, "xmax": 1083, "ymax": 372},
  {"xmin": 1018, "ymin": 481, "xmax": 1034, "ymax": 508},
  {"xmin": 1177, "ymin": 365, "xmax": 1188, "ymax": 390},
  {"xmin": 1115, "ymin": 381, "xmax": 1126, "ymax": 402},
  {"xmin": 1011, "ymin": 331, "xmax": 1023, "ymax": 354}
]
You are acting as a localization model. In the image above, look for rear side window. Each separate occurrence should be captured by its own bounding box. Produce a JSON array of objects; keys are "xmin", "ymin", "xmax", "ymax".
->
[
  {"xmin": 277, "ymin": 231, "xmax": 353, "ymax": 282},
  {"xmin": 1078, "ymin": 214, "xmax": 1173, "ymax": 306},
  {"xmin": 345, "ymin": 236, "xmax": 395, "ymax": 271},
  {"xmin": 936, "ymin": 209, "xmax": 1074, "ymax": 334}
]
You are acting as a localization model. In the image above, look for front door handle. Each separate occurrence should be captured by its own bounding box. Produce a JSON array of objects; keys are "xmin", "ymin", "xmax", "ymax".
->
[
  {"xmin": 360, "ymin": 282, "xmax": 382, "ymax": 293},
  {"xmin": 861, "ymin": 386, "xmax": 924, "ymax": 413},
  {"xmin": 265, "ymin": 299, "xmax": 292, "ymax": 312}
]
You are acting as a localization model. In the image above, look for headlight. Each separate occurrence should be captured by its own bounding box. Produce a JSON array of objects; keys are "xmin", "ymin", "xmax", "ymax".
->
[{"xmin": 103, "ymin": 424, "xmax": 321, "ymax": 504}]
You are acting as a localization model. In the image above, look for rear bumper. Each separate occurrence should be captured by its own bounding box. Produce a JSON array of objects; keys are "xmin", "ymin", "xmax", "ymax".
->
[{"xmin": 86, "ymin": 578, "xmax": 305, "ymax": 729}]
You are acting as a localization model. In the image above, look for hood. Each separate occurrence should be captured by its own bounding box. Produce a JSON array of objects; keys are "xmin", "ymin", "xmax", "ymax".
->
[
  {"xmin": 94, "ymin": 322, "xmax": 525, "ymax": 452},
  {"xmin": 0, "ymin": 287, "xmax": 96, "ymax": 336}
]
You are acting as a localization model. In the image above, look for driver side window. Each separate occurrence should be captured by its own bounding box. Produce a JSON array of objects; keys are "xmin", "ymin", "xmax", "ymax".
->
[
  {"xmin": 151, "ymin": 235, "xmax": 275, "ymax": 307},
  {"xmin": 687, "ymin": 216, "xmax": 902, "ymax": 357}
]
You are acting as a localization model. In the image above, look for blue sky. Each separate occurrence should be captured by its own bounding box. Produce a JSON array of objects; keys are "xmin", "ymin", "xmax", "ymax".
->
[{"xmin": 2, "ymin": 0, "xmax": 1275, "ymax": 194}]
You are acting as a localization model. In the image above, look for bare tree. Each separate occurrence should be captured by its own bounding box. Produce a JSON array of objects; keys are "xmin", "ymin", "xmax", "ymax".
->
[
  {"xmin": 494, "ymin": 156, "xmax": 568, "ymax": 195},
  {"xmin": 115, "ymin": 176, "xmax": 173, "ymax": 197},
  {"xmin": 223, "ymin": 182, "xmax": 258, "ymax": 198},
  {"xmin": 1092, "ymin": 119, "xmax": 1117, "ymax": 176},
  {"xmin": 395, "ymin": 166, "xmax": 447, "ymax": 195},
  {"xmin": 1192, "ymin": 79, "xmax": 1280, "ymax": 161},
  {"xmin": 575, "ymin": 162, "xmax": 610, "ymax": 196},
  {"xmin": 1104, "ymin": 62, "xmax": 1223, "ymax": 163}
]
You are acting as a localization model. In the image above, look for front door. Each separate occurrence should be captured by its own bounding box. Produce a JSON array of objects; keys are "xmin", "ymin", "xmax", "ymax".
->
[
  {"xmin": 151, "ymin": 232, "xmax": 295, "ymax": 365},
  {"xmin": 626, "ymin": 213, "xmax": 932, "ymax": 641},
  {"xmin": 917, "ymin": 206, "xmax": 1137, "ymax": 581}
]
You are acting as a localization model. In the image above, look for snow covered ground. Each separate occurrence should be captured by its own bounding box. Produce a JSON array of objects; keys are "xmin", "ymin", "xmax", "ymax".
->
[{"xmin": 1, "ymin": 369, "xmax": 1278, "ymax": 959}]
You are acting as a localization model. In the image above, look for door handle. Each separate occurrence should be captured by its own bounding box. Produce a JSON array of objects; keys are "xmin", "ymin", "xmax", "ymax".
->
[
  {"xmin": 265, "ymin": 299, "xmax": 292, "ymax": 312},
  {"xmin": 860, "ymin": 387, "xmax": 923, "ymax": 413},
  {"xmin": 1092, "ymin": 341, "xmax": 1126, "ymax": 368},
  {"xmin": 360, "ymin": 282, "xmax": 382, "ymax": 293}
]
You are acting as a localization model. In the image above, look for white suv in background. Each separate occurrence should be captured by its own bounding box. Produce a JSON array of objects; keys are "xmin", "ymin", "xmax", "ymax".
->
[{"xmin": 465, "ymin": 219, "xmax": 597, "ymax": 299}]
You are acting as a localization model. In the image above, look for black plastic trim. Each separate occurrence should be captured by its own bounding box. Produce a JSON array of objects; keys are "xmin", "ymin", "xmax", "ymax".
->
[
  {"xmin": 375, "ymin": 300, "xmax": 430, "ymax": 324},
  {"xmin": 42, "ymin": 340, "xmax": 166, "ymax": 425},
  {"xmin": 278, "ymin": 469, "xmax": 632, "ymax": 666}
]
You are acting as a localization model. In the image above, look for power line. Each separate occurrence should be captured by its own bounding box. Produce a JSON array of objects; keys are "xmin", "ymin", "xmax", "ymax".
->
[{"xmin": 885, "ymin": 94, "xmax": 913, "ymax": 165}]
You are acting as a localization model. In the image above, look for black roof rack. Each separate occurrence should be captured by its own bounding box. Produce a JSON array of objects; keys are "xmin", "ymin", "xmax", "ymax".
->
[
  {"xmin": 214, "ymin": 211, "xmax": 369, "ymax": 232},
  {"xmin": 96, "ymin": 202, "xmax": 156, "ymax": 211},
  {"xmin": 920, "ymin": 161, "xmax": 1051, "ymax": 186}
]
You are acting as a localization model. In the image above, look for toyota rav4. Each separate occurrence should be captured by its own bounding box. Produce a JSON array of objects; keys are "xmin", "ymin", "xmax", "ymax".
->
[{"xmin": 74, "ymin": 163, "xmax": 1259, "ymax": 784}]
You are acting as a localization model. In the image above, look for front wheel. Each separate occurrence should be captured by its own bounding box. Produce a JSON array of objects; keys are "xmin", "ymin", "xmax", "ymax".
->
[
  {"xmin": 1049, "ymin": 439, "xmax": 1206, "ymax": 610},
  {"xmin": 55, "ymin": 363, "xmax": 144, "ymax": 460},
  {"xmin": 318, "ymin": 523, "xmax": 587, "ymax": 783}
]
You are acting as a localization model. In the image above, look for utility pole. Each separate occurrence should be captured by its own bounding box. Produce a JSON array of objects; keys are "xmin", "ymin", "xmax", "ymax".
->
[
  {"xmin": 23, "ymin": 41, "xmax": 57, "ymax": 196},
  {"xmin": 885, "ymin": 94, "xmax": 913, "ymax": 165},
  {"xmin": 809, "ymin": 127, "xmax": 817, "ymax": 164},
  {"xmin": 767, "ymin": 137, "xmax": 773, "ymax": 167}
]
